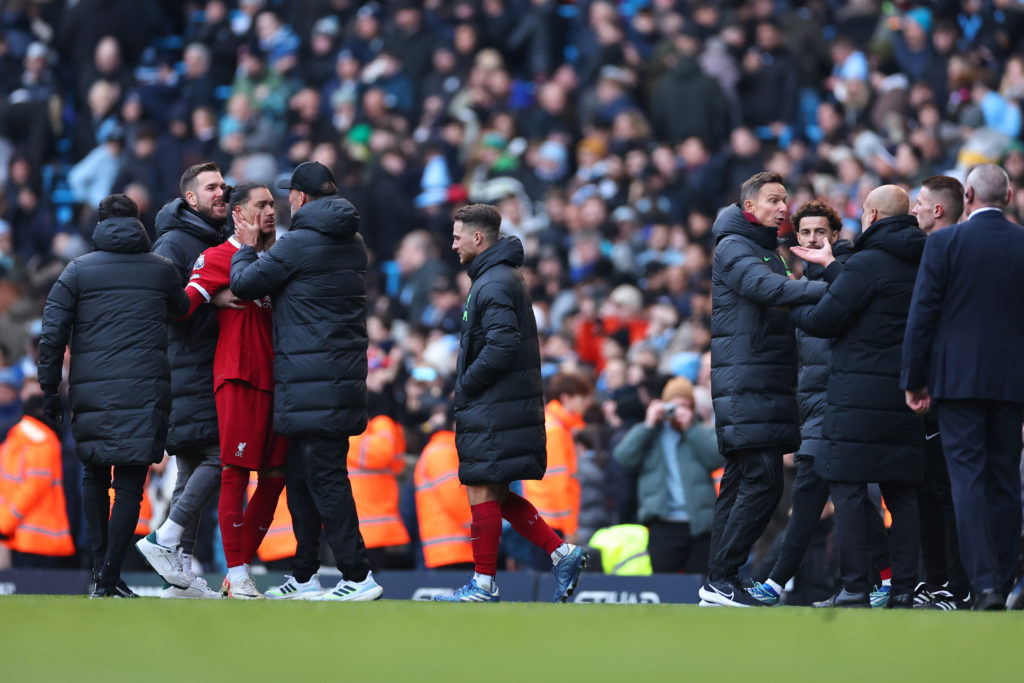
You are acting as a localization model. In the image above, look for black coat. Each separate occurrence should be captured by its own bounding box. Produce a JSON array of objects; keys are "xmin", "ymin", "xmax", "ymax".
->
[
  {"xmin": 791, "ymin": 215, "xmax": 926, "ymax": 483},
  {"xmin": 902, "ymin": 210, "xmax": 1024, "ymax": 403},
  {"xmin": 152, "ymin": 199, "xmax": 223, "ymax": 452},
  {"xmin": 230, "ymin": 196, "xmax": 368, "ymax": 437},
  {"xmin": 37, "ymin": 217, "xmax": 189, "ymax": 465},
  {"xmin": 710, "ymin": 205, "xmax": 827, "ymax": 456},
  {"xmin": 649, "ymin": 56, "xmax": 731, "ymax": 148},
  {"xmin": 454, "ymin": 237, "xmax": 546, "ymax": 485},
  {"xmin": 795, "ymin": 239, "xmax": 853, "ymax": 459}
]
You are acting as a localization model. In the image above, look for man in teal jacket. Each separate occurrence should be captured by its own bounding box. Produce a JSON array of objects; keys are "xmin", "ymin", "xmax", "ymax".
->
[{"xmin": 612, "ymin": 377, "xmax": 723, "ymax": 573}]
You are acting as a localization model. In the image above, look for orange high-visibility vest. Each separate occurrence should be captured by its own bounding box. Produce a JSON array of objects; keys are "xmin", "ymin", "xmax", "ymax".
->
[
  {"xmin": 348, "ymin": 415, "xmax": 410, "ymax": 549},
  {"xmin": 712, "ymin": 467, "xmax": 724, "ymax": 497},
  {"xmin": 0, "ymin": 416, "xmax": 74, "ymax": 556},
  {"xmin": 414, "ymin": 430, "xmax": 472, "ymax": 568},
  {"xmin": 246, "ymin": 473, "xmax": 296, "ymax": 562},
  {"xmin": 522, "ymin": 400, "xmax": 583, "ymax": 536}
]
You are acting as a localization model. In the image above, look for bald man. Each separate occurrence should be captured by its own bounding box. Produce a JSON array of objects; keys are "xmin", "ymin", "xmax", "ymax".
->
[
  {"xmin": 903, "ymin": 164, "xmax": 1024, "ymax": 611},
  {"xmin": 789, "ymin": 185, "xmax": 926, "ymax": 608}
]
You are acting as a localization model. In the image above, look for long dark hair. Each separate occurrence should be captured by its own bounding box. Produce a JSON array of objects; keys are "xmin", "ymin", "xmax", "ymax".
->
[{"xmin": 226, "ymin": 181, "xmax": 275, "ymax": 252}]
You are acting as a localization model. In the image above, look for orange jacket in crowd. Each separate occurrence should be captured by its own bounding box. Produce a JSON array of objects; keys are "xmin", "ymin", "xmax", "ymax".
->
[
  {"xmin": 523, "ymin": 399, "xmax": 583, "ymax": 537},
  {"xmin": 348, "ymin": 414, "xmax": 410, "ymax": 549},
  {"xmin": 575, "ymin": 316, "xmax": 648, "ymax": 373},
  {"xmin": 0, "ymin": 415, "xmax": 74, "ymax": 556},
  {"xmin": 247, "ymin": 474, "xmax": 296, "ymax": 562},
  {"xmin": 414, "ymin": 430, "xmax": 472, "ymax": 569}
]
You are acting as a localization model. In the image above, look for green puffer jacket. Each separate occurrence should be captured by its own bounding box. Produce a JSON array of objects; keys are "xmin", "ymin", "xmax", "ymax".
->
[{"xmin": 612, "ymin": 422, "xmax": 724, "ymax": 535}]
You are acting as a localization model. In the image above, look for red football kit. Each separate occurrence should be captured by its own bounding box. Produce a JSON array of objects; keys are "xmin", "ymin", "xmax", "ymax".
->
[{"xmin": 185, "ymin": 236, "xmax": 287, "ymax": 570}]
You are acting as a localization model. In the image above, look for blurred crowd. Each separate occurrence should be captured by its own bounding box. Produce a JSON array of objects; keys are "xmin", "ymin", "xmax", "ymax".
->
[{"xmin": 2, "ymin": 0, "xmax": 1024, "ymax": 581}]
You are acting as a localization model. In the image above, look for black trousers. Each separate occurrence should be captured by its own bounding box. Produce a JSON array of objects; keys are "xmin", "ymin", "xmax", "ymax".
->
[
  {"xmin": 937, "ymin": 399, "xmax": 1024, "ymax": 596},
  {"xmin": 81, "ymin": 463, "xmax": 148, "ymax": 589},
  {"xmin": 708, "ymin": 448, "xmax": 783, "ymax": 582},
  {"xmin": 831, "ymin": 480, "xmax": 918, "ymax": 595},
  {"xmin": 769, "ymin": 457, "xmax": 889, "ymax": 585},
  {"xmin": 916, "ymin": 429, "xmax": 969, "ymax": 594},
  {"xmin": 286, "ymin": 436, "xmax": 370, "ymax": 582},
  {"xmin": 647, "ymin": 519, "xmax": 711, "ymax": 573}
]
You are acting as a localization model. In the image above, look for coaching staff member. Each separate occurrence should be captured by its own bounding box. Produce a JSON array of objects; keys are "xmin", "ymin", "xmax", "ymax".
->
[
  {"xmin": 902, "ymin": 164, "xmax": 1024, "ymax": 611},
  {"xmin": 230, "ymin": 161, "xmax": 382, "ymax": 602},
  {"xmin": 700, "ymin": 172, "xmax": 827, "ymax": 608},
  {"xmin": 37, "ymin": 194, "xmax": 189, "ymax": 597}
]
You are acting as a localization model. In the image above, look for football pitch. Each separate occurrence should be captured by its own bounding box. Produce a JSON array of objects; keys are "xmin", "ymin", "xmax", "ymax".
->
[{"xmin": 0, "ymin": 596, "xmax": 1018, "ymax": 682}]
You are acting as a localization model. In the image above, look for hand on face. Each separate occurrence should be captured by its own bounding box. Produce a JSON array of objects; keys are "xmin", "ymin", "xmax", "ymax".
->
[{"xmin": 233, "ymin": 207, "xmax": 260, "ymax": 247}]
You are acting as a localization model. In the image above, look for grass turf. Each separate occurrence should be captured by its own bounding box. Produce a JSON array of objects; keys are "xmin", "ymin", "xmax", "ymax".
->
[{"xmin": 0, "ymin": 596, "xmax": 1018, "ymax": 682}]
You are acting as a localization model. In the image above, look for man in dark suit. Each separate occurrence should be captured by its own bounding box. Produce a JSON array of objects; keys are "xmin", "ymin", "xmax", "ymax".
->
[{"xmin": 902, "ymin": 164, "xmax": 1024, "ymax": 611}]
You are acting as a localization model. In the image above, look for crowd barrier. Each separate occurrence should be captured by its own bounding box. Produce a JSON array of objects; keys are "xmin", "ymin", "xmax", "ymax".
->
[{"xmin": 0, "ymin": 569, "xmax": 705, "ymax": 604}]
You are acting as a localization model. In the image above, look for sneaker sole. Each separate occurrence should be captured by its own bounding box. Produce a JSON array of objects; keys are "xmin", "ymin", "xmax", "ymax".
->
[
  {"xmin": 555, "ymin": 552, "xmax": 590, "ymax": 603},
  {"xmin": 265, "ymin": 591, "xmax": 324, "ymax": 600},
  {"xmin": 698, "ymin": 586, "xmax": 754, "ymax": 608},
  {"xmin": 698, "ymin": 600, "xmax": 720, "ymax": 607},
  {"xmin": 314, "ymin": 586, "xmax": 384, "ymax": 602},
  {"xmin": 135, "ymin": 539, "xmax": 190, "ymax": 589}
]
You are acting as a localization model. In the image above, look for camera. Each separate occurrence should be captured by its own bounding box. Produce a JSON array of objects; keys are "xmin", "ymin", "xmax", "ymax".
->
[{"xmin": 663, "ymin": 404, "xmax": 676, "ymax": 420}]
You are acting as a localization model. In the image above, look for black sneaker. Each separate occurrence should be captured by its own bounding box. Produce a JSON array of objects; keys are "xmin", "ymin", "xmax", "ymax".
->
[
  {"xmin": 698, "ymin": 579, "xmax": 765, "ymax": 607},
  {"xmin": 812, "ymin": 588, "xmax": 870, "ymax": 608},
  {"xmin": 912, "ymin": 582, "xmax": 944, "ymax": 606},
  {"xmin": 112, "ymin": 579, "xmax": 139, "ymax": 598},
  {"xmin": 916, "ymin": 589, "xmax": 971, "ymax": 610}
]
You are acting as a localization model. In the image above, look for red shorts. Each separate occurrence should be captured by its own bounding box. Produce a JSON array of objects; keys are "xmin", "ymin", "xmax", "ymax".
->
[{"xmin": 215, "ymin": 380, "xmax": 288, "ymax": 470}]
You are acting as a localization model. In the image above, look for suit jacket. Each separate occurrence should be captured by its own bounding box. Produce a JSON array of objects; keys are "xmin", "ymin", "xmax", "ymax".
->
[{"xmin": 901, "ymin": 209, "xmax": 1024, "ymax": 402}]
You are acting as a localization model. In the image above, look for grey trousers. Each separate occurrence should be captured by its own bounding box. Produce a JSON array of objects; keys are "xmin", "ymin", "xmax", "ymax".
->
[{"xmin": 167, "ymin": 443, "xmax": 221, "ymax": 553}]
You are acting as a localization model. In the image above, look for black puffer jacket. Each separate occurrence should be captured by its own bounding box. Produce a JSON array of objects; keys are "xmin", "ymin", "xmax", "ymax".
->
[
  {"xmin": 794, "ymin": 239, "xmax": 854, "ymax": 459},
  {"xmin": 454, "ymin": 237, "xmax": 546, "ymax": 485},
  {"xmin": 791, "ymin": 215, "xmax": 925, "ymax": 483},
  {"xmin": 230, "ymin": 196, "xmax": 368, "ymax": 437},
  {"xmin": 710, "ymin": 205, "xmax": 827, "ymax": 456},
  {"xmin": 37, "ymin": 217, "xmax": 189, "ymax": 465},
  {"xmin": 152, "ymin": 199, "xmax": 222, "ymax": 452}
]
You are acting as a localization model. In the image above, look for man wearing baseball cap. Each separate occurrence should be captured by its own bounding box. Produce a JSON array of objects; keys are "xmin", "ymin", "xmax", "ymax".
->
[{"xmin": 230, "ymin": 161, "xmax": 382, "ymax": 601}]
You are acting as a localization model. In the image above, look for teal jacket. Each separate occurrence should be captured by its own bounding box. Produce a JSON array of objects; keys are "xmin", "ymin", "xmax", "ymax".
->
[{"xmin": 612, "ymin": 422, "xmax": 723, "ymax": 535}]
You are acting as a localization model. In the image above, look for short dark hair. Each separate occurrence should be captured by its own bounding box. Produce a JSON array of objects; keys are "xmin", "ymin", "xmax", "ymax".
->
[
  {"xmin": 740, "ymin": 171, "xmax": 785, "ymax": 203},
  {"xmin": 921, "ymin": 175, "xmax": 965, "ymax": 219},
  {"xmin": 452, "ymin": 203, "xmax": 501, "ymax": 243},
  {"xmin": 227, "ymin": 181, "xmax": 270, "ymax": 216},
  {"xmin": 179, "ymin": 162, "xmax": 221, "ymax": 198},
  {"xmin": 97, "ymin": 193, "xmax": 139, "ymax": 221},
  {"xmin": 547, "ymin": 371, "xmax": 594, "ymax": 401},
  {"xmin": 792, "ymin": 199, "xmax": 842, "ymax": 233}
]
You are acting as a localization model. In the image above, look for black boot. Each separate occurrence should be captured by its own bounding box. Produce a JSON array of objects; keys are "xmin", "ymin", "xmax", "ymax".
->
[
  {"xmin": 886, "ymin": 593, "xmax": 915, "ymax": 609},
  {"xmin": 812, "ymin": 588, "xmax": 870, "ymax": 608}
]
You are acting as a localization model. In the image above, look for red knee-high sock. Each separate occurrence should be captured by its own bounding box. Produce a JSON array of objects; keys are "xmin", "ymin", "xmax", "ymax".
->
[
  {"xmin": 470, "ymin": 501, "xmax": 502, "ymax": 577},
  {"xmin": 500, "ymin": 492, "xmax": 563, "ymax": 555},
  {"xmin": 241, "ymin": 474, "xmax": 285, "ymax": 565},
  {"xmin": 218, "ymin": 466, "xmax": 249, "ymax": 568}
]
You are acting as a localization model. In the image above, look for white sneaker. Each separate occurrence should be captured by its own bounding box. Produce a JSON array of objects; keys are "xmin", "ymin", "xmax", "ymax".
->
[
  {"xmin": 135, "ymin": 532, "xmax": 190, "ymax": 589},
  {"xmin": 224, "ymin": 575, "xmax": 262, "ymax": 599},
  {"xmin": 265, "ymin": 575, "xmax": 323, "ymax": 600},
  {"xmin": 160, "ymin": 577, "xmax": 222, "ymax": 599},
  {"xmin": 314, "ymin": 572, "xmax": 383, "ymax": 602}
]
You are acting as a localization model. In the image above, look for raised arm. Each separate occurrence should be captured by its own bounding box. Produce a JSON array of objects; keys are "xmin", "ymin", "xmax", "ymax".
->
[
  {"xmin": 229, "ymin": 237, "xmax": 300, "ymax": 301},
  {"xmin": 718, "ymin": 236, "xmax": 826, "ymax": 307}
]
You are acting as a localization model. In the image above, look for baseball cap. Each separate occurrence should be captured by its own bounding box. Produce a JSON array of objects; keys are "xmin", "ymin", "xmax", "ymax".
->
[{"xmin": 276, "ymin": 161, "xmax": 337, "ymax": 195}]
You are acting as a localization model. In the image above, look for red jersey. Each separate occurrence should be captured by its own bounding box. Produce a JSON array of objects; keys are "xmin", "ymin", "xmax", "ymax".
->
[{"xmin": 185, "ymin": 237, "xmax": 275, "ymax": 392}]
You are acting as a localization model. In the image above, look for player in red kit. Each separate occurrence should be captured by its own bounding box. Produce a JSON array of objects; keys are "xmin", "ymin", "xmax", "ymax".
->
[{"xmin": 182, "ymin": 181, "xmax": 286, "ymax": 599}]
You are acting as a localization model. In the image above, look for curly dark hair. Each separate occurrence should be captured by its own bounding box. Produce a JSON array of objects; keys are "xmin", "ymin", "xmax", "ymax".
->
[{"xmin": 792, "ymin": 199, "xmax": 842, "ymax": 233}]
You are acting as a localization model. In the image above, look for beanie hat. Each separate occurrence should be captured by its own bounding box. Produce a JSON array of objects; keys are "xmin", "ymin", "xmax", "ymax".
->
[{"xmin": 661, "ymin": 376, "xmax": 695, "ymax": 405}]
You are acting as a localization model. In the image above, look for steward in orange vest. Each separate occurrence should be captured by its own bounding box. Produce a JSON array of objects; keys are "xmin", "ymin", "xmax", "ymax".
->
[
  {"xmin": 523, "ymin": 372, "xmax": 594, "ymax": 540},
  {"xmin": 348, "ymin": 414, "xmax": 411, "ymax": 557},
  {"xmin": 0, "ymin": 408, "xmax": 75, "ymax": 563},
  {"xmin": 414, "ymin": 428, "xmax": 473, "ymax": 569}
]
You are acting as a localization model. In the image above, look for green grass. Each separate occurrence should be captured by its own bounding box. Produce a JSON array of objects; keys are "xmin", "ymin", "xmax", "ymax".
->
[{"xmin": 0, "ymin": 596, "xmax": 1018, "ymax": 682}]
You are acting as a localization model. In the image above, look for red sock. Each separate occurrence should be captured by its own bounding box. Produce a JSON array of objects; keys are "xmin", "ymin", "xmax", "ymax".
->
[
  {"xmin": 218, "ymin": 465, "xmax": 249, "ymax": 568},
  {"xmin": 470, "ymin": 501, "xmax": 502, "ymax": 577},
  {"xmin": 500, "ymin": 492, "xmax": 563, "ymax": 556},
  {"xmin": 879, "ymin": 567, "xmax": 892, "ymax": 582},
  {"xmin": 241, "ymin": 473, "xmax": 285, "ymax": 565}
]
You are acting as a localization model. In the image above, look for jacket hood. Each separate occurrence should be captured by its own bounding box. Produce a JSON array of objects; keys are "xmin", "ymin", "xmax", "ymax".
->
[
  {"xmin": 290, "ymin": 195, "xmax": 360, "ymax": 240},
  {"xmin": 804, "ymin": 238, "xmax": 854, "ymax": 280},
  {"xmin": 855, "ymin": 214, "xmax": 925, "ymax": 264},
  {"xmin": 91, "ymin": 217, "xmax": 152, "ymax": 254},
  {"xmin": 712, "ymin": 204, "xmax": 780, "ymax": 250},
  {"xmin": 155, "ymin": 198, "xmax": 223, "ymax": 244},
  {"xmin": 468, "ymin": 235, "xmax": 525, "ymax": 280}
]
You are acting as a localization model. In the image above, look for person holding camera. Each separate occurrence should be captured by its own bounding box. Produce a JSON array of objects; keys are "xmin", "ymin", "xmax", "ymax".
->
[{"xmin": 612, "ymin": 377, "xmax": 723, "ymax": 573}]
